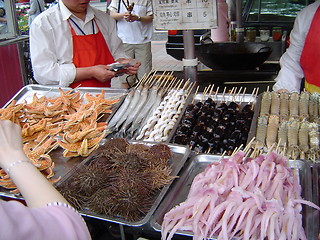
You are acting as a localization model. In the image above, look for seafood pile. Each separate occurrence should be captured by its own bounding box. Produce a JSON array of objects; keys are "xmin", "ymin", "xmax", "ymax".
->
[
  {"xmin": 57, "ymin": 138, "xmax": 175, "ymax": 222},
  {"xmin": 0, "ymin": 88, "xmax": 119, "ymax": 193},
  {"xmin": 172, "ymin": 87, "xmax": 256, "ymax": 155},
  {"xmin": 253, "ymin": 91, "xmax": 320, "ymax": 160},
  {"xmin": 161, "ymin": 151, "xmax": 320, "ymax": 240},
  {"xmin": 107, "ymin": 72, "xmax": 193, "ymax": 142}
]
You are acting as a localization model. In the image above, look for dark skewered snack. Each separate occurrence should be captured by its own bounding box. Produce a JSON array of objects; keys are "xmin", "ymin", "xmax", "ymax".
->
[{"xmin": 173, "ymin": 97, "xmax": 254, "ymax": 155}]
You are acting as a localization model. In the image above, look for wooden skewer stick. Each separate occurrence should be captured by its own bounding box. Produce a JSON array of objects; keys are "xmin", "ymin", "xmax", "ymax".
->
[
  {"xmin": 201, "ymin": 85, "xmax": 209, "ymax": 102},
  {"xmin": 164, "ymin": 77, "xmax": 175, "ymax": 93},
  {"xmin": 226, "ymin": 87, "xmax": 235, "ymax": 104},
  {"xmin": 45, "ymin": 142, "xmax": 60, "ymax": 155},
  {"xmin": 214, "ymin": 86, "xmax": 219, "ymax": 101},
  {"xmin": 192, "ymin": 85, "xmax": 200, "ymax": 104},
  {"xmin": 231, "ymin": 87, "xmax": 237, "ymax": 102},
  {"xmin": 220, "ymin": 86, "xmax": 227, "ymax": 104},
  {"xmin": 177, "ymin": 79, "xmax": 184, "ymax": 89},
  {"xmin": 182, "ymin": 79, "xmax": 189, "ymax": 90},
  {"xmin": 33, "ymin": 133, "xmax": 51, "ymax": 151},
  {"xmin": 240, "ymin": 87, "xmax": 247, "ymax": 105},
  {"xmin": 187, "ymin": 81, "xmax": 196, "ymax": 96},
  {"xmin": 243, "ymin": 137, "xmax": 255, "ymax": 153},
  {"xmin": 235, "ymin": 87, "xmax": 243, "ymax": 103},
  {"xmin": 252, "ymin": 87, "xmax": 259, "ymax": 108},
  {"xmin": 209, "ymin": 84, "xmax": 215, "ymax": 99}
]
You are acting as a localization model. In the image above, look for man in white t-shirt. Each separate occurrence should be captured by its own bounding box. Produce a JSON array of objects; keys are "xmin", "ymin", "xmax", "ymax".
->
[
  {"xmin": 108, "ymin": 0, "xmax": 153, "ymax": 88},
  {"xmin": 28, "ymin": 0, "xmax": 45, "ymax": 26}
]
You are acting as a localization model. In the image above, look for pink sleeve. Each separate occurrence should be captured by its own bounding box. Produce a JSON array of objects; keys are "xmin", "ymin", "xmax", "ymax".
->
[{"xmin": 0, "ymin": 200, "xmax": 91, "ymax": 240}]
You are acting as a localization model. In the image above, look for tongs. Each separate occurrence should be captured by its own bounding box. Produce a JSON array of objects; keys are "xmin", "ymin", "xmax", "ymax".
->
[{"xmin": 122, "ymin": 0, "xmax": 134, "ymax": 14}]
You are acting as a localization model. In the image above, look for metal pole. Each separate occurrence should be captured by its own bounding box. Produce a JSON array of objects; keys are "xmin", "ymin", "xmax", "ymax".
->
[
  {"xmin": 182, "ymin": 30, "xmax": 198, "ymax": 82},
  {"xmin": 235, "ymin": 0, "xmax": 244, "ymax": 42}
]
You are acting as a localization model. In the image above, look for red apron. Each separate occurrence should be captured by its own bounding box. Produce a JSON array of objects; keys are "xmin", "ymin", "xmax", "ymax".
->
[
  {"xmin": 69, "ymin": 19, "xmax": 114, "ymax": 88},
  {"xmin": 300, "ymin": 6, "xmax": 320, "ymax": 93}
]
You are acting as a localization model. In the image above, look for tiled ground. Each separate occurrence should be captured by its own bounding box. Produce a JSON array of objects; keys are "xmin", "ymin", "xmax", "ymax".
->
[{"xmin": 151, "ymin": 41, "xmax": 183, "ymax": 72}]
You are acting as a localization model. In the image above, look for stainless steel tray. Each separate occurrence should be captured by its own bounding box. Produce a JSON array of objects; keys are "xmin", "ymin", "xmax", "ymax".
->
[
  {"xmin": 57, "ymin": 140, "xmax": 191, "ymax": 227},
  {"xmin": 76, "ymin": 87, "xmax": 127, "ymax": 100},
  {"xmin": 3, "ymin": 84, "xmax": 72, "ymax": 106},
  {"xmin": 0, "ymin": 85, "xmax": 127, "ymax": 199},
  {"xmin": 150, "ymin": 154, "xmax": 315, "ymax": 239}
]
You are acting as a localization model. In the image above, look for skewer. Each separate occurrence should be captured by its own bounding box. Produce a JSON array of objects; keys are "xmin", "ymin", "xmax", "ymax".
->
[
  {"xmin": 235, "ymin": 87, "xmax": 243, "ymax": 103},
  {"xmin": 177, "ymin": 79, "xmax": 184, "ymax": 89},
  {"xmin": 134, "ymin": 76, "xmax": 144, "ymax": 89},
  {"xmin": 45, "ymin": 142, "xmax": 60, "ymax": 155},
  {"xmin": 241, "ymin": 87, "xmax": 247, "ymax": 105},
  {"xmin": 275, "ymin": 138, "xmax": 281, "ymax": 153},
  {"xmin": 226, "ymin": 87, "xmax": 235, "ymax": 104},
  {"xmin": 232, "ymin": 87, "xmax": 237, "ymax": 103},
  {"xmin": 44, "ymin": 88, "xmax": 54, "ymax": 98},
  {"xmin": 208, "ymin": 84, "xmax": 215, "ymax": 99},
  {"xmin": 33, "ymin": 133, "xmax": 50, "ymax": 151},
  {"xmin": 182, "ymin": 79, "xmax": 189, "ymax": 90},
  {"xmin": 164, "ymin": 78, "xmax": 175, "ymax": 93},
  {"xmin": 185, "ymin": 82, "xmax": 195, "ymax": 99},
  {"xmin": 192, "ymin": 86, "xmax": 199, "ymax": 104},
  {"xmin": 147, "ymin": 69, "xmax": 159, "ymax": 86},
  {"xmin": 243, "ymin": 137, "xmax": 255, "ymax": 153},
  {"xmin": 267, "ymin": 142, "xmax": 277, "ymax": 155},
  {"xmin": 252, "ymin": 87, "xmax": 259, "ymax": 108},
  {"xmin": 214, "ymin": 86, "xmax": 219, "ymax": 101},
  {"xmin": 172, "ymin": 78, "xmax": 180, "ymax": 89},
  {"xmin": 187, "ymin": 82, "xmax": 196, "ymax": 97},
  {"xmin": 201, "ymin": 86, "xmax": 209, "ymax": 102},
  {"xmin": 220, "ymin": 86, "xmax": 227, "ymax": 104}
]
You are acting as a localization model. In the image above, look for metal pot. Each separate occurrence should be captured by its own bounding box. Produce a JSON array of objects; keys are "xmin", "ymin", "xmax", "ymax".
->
[{"xmin": 195, "ymin": 42, "xmax": 272, "ymax": 70}]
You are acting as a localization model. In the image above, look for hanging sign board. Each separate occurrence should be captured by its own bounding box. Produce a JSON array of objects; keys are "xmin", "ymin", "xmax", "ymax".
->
[{"xmin": 152, "ymin": 0, "xmax": 218, "ymax": 30}]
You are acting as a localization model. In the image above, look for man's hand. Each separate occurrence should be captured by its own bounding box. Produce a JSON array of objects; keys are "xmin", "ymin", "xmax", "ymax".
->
[
  {"xmin": 92, "ymin": 65, "xmax": 117, "ymax": 82},
  {"xmin": 117, "ymin": 58, "xmax": 141, "ymax": 75},
  {"xmin": 276, "ymin": 89, "xmax": 290, "ymax": 93},
  {"xmin": 124, "ymin": 13, "xmax": 139, "ymax": 22}
]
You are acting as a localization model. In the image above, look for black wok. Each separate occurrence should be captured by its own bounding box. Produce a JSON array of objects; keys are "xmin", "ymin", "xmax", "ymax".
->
[{"xmin": 195, "ymin": 42, "xmax": 272, "ymax": 70}]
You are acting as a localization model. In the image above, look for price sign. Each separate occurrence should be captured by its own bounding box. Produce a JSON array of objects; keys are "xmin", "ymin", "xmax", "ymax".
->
[{"xmin": 152, "ymin": 0, "xmax": 217, "ymax": 30}]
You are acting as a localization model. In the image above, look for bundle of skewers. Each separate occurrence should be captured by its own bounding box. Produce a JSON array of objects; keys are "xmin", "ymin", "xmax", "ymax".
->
[
  {"xmin": 172, "ymin": 85, "xmax": 257, "ymax": 155},
  {"xmin": 107, "ymin": 71, "xmax": 195, "ymax": 142},
  {"xmin": 161, "ymin": 145, "xmax": 320, "ymax": 240},
  {"xmin": 251, "ymin": 89, "xmax": 320, "ymax": 161}
]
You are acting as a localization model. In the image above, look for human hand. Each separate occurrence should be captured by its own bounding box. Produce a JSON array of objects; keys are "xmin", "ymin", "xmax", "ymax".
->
[
  {"xmin": 0, "ymin": 120, "xmax": 28, "ymax": 170},
  {"xmin": 276, "ymin": 89, "xmax": 290, "ymax": 93},
  {"xmin": 117, "ymin": 58, "xmax": 141, "ymax": 75},
  {"xmin": 92, "ymin": 65, "xmax": 117, "ymax": 82},
  {"xmin": 124, "ymin": 13, "xmax": 139, "ymax": 22}
]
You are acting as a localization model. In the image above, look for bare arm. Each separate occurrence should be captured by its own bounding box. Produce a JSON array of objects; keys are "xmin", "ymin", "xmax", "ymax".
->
[
  {"xmin": 109, "ymin": 10, "xmax": 126, "ymax": 21},
  {"xmin": 110, "ymin": 10, "xmax": 153, "ymax": 23},
  {"xmin": 0, "ymin": 120, "xmax": 67, "ymax": 208}
]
